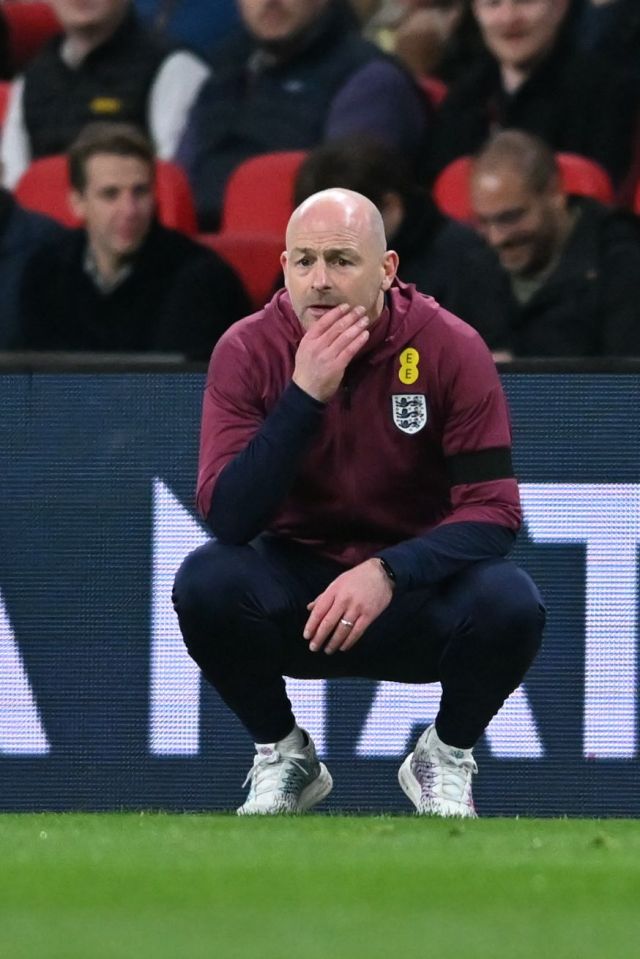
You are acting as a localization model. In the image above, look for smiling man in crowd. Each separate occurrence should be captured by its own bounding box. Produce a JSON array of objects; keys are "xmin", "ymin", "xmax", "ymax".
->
[
  {"xmin": 172, "ymin": 186, "xmax": 545, "ymax": 817},
  {"xmin": 469, "ymin": 129, "xmax": 640, "ymax": 357},
  {"xmin": 19, "ymin": 123, "xmax": 250, "ymax": 359}
]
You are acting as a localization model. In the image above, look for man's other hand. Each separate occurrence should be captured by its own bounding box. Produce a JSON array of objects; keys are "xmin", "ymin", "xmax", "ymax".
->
[{"xmin": 303, "ymin": 558, "xmax": 393, "ymax": 654}]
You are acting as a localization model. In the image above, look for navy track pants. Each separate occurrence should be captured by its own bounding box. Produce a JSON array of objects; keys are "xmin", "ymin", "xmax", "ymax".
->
[{"xmin": 173, "ymin": 535, "xmax": 545, "ymax": 748}]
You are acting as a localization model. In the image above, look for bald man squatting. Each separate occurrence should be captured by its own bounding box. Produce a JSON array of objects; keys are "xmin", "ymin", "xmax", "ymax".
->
[{"xmin": 173, "ymin": 189, "xmax": 545, "ymax": 817}]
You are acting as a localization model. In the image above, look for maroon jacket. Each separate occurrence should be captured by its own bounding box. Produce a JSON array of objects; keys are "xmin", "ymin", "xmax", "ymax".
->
[{"xmin": 197, "ymin": 281, "xmax": 520, "ymax": 575}]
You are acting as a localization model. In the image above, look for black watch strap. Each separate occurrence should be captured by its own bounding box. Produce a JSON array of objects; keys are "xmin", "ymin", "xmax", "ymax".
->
[{"xmin": 378, "ymin": 557, "xmax": 396, "ymax": 587}]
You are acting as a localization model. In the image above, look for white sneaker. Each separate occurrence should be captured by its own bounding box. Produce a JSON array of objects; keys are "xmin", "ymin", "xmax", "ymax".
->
[
  {"xmin": 398, "ymin": 724, "xmax": 478, "ymax": 818},
  {"xmin": 237, "ymin": 731, "xmax": 333, "ymax": 815}
]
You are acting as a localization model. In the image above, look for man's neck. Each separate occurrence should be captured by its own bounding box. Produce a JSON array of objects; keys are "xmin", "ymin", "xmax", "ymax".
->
[
  {"xmin": 62, "ymin": 9, "xmax": 128, "ymax": 65},
  {"xmin": 85, "ymin": 241, "xmax": 134, "ymax": 294},
  {"xmin": 500, "ymin": 62, "xmax": 532, "ymax": 95},
  {"xmin": 499, "ymin": 40, "xmax": 556, "ymax": 94},
  {"xmin": 516, "ymin": 205, "xmax": 577, "ymax": 286}
]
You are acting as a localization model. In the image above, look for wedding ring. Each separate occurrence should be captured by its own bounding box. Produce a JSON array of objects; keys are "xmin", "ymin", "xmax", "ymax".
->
[{"xmin": 339, "ymin": 618, "xmax": 355, "ymax": 628}]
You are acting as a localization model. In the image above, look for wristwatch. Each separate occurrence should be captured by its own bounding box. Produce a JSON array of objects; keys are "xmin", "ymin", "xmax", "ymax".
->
[{"xmin": 378, "ymin": 557, "xmax": 396, "ymax": 588}]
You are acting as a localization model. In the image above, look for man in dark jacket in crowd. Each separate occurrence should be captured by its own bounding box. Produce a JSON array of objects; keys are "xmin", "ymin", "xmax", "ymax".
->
[
  {"xmin": 429, "ymin": 0, "xmax": 638, "ymax": 189},
  {"xmin": 469, "ymin": 130, "xmax": 640, "ymax": 357},
  {"xmin": 0, "ymin": 180, "xmax": 63, "ymax": 350},
  {"xmin": 294, "ymin": 137, "xmax": 511, "ymax": 352},
  {"xmin": 20, "ymin": 123, "xmax": 250, "ymax": 360},
  {"xmin": 177, "ymin": 0, "xmax": 431, "ymax": 230},
  {"xmin": 1, "ymin": 0, "xmax": 209, "ymax": 189}
]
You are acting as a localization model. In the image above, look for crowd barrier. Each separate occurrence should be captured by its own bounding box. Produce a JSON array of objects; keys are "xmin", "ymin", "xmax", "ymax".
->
[{"xmin": 1, "ymin": 355, "xmax": 639, "ymax": 816}]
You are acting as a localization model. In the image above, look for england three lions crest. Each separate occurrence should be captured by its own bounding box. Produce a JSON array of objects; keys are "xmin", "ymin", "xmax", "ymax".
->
[{"xmin": 392, "ymin": 394, "xmax": 428, "ymax": 434}]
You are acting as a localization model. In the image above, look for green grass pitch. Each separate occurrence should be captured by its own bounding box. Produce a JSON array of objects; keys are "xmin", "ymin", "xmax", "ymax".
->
[{"xmin": 1, "ymin": 814, "xmax": 639, "ymax": 958}]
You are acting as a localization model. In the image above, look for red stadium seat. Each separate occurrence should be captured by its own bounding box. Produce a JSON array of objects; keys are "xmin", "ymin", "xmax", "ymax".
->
[
  {"xmin": 154, "ymin": 161, "xmax": 198, "ymax": 235},
  {"xmin": 433, "ymin": 153, "xmax": 615, "ymax": 222},
  {"xmin": 14, "ymin": 155, "xmax": 77, "ymax": 226},
  {"xmin": 432, "ymin": 156, "xmax": 474, "ymax": 222},
  {"xmin": 556, "ymin": 153, "xmax": 614, "ymax": 205},
  {"xmin": 0, "ymin": 81, "xmax": 12, "ymax": 127},
  {"xmin": 3, "ymin": 2, "xmax": 61, "ymax": 74},
  {"xmin": 201, "ymin": 231, "xmax": 284, "ymax": 309},
  {"xmin": 14, "ymin": 155, "xmax": 199, "ymax": 234},
  {"xmin": 220, "ymin": 150, "xmax": 308, "ymax": 236}
]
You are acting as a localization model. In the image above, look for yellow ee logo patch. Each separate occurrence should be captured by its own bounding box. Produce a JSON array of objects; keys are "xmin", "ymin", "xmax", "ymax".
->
[
  {"xmin": 398, "ymin": 348, "xmax": 420, "ymax": 385},
  {"xmin": 89, "ymin": 97, "xmax": 123, "ymax": 115}
]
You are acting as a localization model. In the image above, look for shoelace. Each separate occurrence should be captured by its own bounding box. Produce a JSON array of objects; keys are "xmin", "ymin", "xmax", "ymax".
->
[
  {"xmin": 415, "ymin": 746, "xmax": 477, "ymax": 802},
  {"xmin": 242, "ymin": 750, "xmax": 309, "ymax": 796}
]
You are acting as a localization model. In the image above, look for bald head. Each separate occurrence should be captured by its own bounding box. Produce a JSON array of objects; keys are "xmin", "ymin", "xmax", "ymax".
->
[
  {"xmin": 282, "ymin": 188, "xmax": 398, "ymax": 331},
  {"xmin": 470, "ymin": 131, "xmax": 568, "ymax": 278},
  {"xmin": 471, "ymin": 130, "xmax": 559, "ymax": 196},
  {"xmin": 286, "ymin": 188, "xmax": 387, "ymax": 256}
]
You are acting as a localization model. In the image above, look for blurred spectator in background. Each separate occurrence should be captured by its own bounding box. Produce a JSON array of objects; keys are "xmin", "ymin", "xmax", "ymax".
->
[
  {"xmin": 0, "ymin": 163, "xmax": 63, "ymax": 350},
  {"xmin": 469, "ymin": 130, "xmax": 640, "ymax": 357},
  {"xmin": 19, "ymin": 124, "xmax": 250, "ymax": 360},
  {"xmin": 429, "ymin": 0, "xmax": 639, "ymax": 189},
  {"xmin": 574, "ymin": 0, "xmax": 640, "ymax": 89},
  {"xmin": 367, "ymin": 0, "xmax": 484, "ymax": 85},
  {"xmin": 133, "ymin": 0, "xmax": 240, "ymax": 58},
  {"xmin": 1, "ymin": 0, "xmax": 210, "ymax": 188},
  {"xmin": 294, "ymin": 137, "xmax": 510, "ymax": 350},
  {"xmin": 350, "ymin": 0, "xmax": 382, "ymax": 19},
  {"xmin": 177, "ymin": 0, "xmax": 431, "ymax": 231}
]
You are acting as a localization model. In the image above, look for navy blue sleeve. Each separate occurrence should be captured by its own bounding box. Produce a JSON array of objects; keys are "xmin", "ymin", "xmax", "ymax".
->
[
  {"xmin": 206, "ymin": 381, "xmax": 325, "ymax": 543},
  {"xmin": 376, "ymin": 522, "xmax": 516, "ymax": 592}
]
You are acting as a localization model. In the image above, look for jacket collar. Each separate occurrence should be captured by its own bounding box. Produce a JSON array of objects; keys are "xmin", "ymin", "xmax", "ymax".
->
[{"xmin": 267, "ymin": 280, "xmax": 439, "ymax": 363}]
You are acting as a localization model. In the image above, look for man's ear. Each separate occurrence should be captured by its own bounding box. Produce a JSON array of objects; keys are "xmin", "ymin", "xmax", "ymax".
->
[
  {"xmin": 69, "ymin": 189, "xmax": 86, "ymax": 223},
  {"xmin": 381, "ymin": 249, "xmax": 399, "ymax": 290}
]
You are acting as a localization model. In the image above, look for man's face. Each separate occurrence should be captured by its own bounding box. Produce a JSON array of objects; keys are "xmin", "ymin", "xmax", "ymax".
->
[
  {"xmin": 237, "ymin": 0, "xmax": 329, "ymax": 43},
  {"xmin": 470, "ymin": 165, "xmax": 561, "ymax": 276},
  {"xmin": 282, "ymin": 198, "xmax": 397, "ymax": 331},
  {"xmin": 50, "ymin": 0, "xmax": 129, "ymax": 33},
  {"xmin": 71, "ymin": 153, "xmax": 155, "ymax": 264},
  {"xmin": 472, "ymin": 0, "xmax": 568, "ymax": 71}
]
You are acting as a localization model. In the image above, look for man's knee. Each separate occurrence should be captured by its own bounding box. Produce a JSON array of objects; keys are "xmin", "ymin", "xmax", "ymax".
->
[
  {"xmin": 172, "ymin": 540, "xmax": 256, "ymax": 622},
  {"xmin": 462, "ymin": 561, "xmax": 546, "ymax": 653}
]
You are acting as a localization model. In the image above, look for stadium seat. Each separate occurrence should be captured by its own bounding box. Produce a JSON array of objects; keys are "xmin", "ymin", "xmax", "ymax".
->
[
  {"xmin": 433, "ymin": 153, "xmax": 615, "ymax": 222},
  {"xmin": 14, "ymin": 155, "xmax": 77, "ymax": 226},
  {"xmin": 556, "ymin": 153, "xmax": 614, "ymax": 205},
  {"xmin": 220, "ymin": 150, "xmax": 308, "ymax": 236},
  {"xmin": 154, "ymin": 161, "xmax": 198, "ymax": 235},
  {"xmin": 0, "ymin": 81, "xmax": 11, "ymax": 128},
  {"xmin": 14, "ymin": 155, "xmax": 199, "ymax": 234},
  {"xmin": 3, "ymin": 2, "xmax": 61, "ymax": 74},
  {"xmin": 432, "ymin": 156, "xmax": 474, "ymax": 221},
  {"xmin": 201, "ymin": 231, "xmax": 284, "ymax": 309}
]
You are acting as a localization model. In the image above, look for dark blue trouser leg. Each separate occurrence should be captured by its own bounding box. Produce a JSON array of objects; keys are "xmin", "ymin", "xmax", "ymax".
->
[
  {"xmin": 173, "ymin": 537, "xmax": 545, "ymax": 747},
  {"xmin": 433, "ymin": 559, "xmax": 546, "ymax": 747}
]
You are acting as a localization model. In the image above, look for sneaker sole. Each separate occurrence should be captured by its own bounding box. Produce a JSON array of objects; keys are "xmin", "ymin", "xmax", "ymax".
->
[
  {"xmin": 398, "ymin": 753, "xmax": 478, "ymax": 818},
  {"xmin": 237, "ymin": 763, "xmax": 333, "ymax": 815}
]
